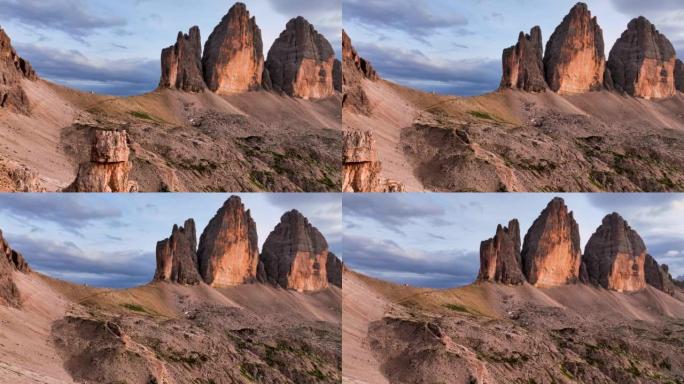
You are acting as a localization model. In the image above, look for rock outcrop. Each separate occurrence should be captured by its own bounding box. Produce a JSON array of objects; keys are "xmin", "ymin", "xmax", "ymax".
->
[
  {"xmin": 66, "ymin": 129, "xmax": 137, "ymax": 192},
  {"xmin": 500, "ymin": 27, "xmax": 547, "ymax": 92},
  {"xmin": 0, "ymin": 230, "xmax": 30, "ymax": 308},
  {"xmin": 543, "ymin": 3, "xmax": 606, "ymax": 94},
  {"xmin": 333, "ymin": 59, "xmax": 342, "ymax": 92},
  {"xmin": 342, "ymin": 30, "xmax": 376, "ymax": 114},
  {"xmin": 326, "ymin": 252, "xmax": 343, "ymax": 288},
  {"xmin": 521, "ymin": 198, "xmax": 582, "ymax": 287},
  {"xmin": 675, "ymin": 59, "xmax": 684, "ymax": 92},
  {"xmin": 260, "ymin": 210, "xmax": 329, "ymax": 292},
  {"xmin": 581, "ymin": 213, "xmax": 647, "ymax": 292},
  {"xmin": 608, "ymin": 17, "xmax": 676, "ymax": 99},
  {"xmin": 478, "ymin": 220, "xmax": 525, "ymax": 285},
  {"xmin": 202, "ymin": 2, "xmax": 264, "ymax": 94},
  {"xmin": 154, "ymin": 219, "xmax": 201, "ymax": 285},
  {"xmin": 644, "ymin": 254, "xmax": 675, "ymax": 295},
  {"xmin": 343, "ymin": 130, "xmax": 404, "ymax": 192},
  {"xmin": 0, "ymin": 27, "xmax": 37, "ymax": 115},
  {"xmin": 197, "ymin": 196, "xmax": 259, "ymax": 287},
  {"xmin": 159, "ymin": 26, "xmax": 206, "ymax": 92},
  {"xmin": 265, "ymin": 17, "xmax": 335, "ymax": 99}
]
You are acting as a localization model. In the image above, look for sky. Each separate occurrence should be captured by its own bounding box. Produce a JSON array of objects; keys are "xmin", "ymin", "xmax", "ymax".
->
[
  {"xmin": 343, "ymin": 193, "xmax": 684, "ymax": 289},
  {"xmin": 0, "ymin": 0, "xmax": 341, "ymax": 96},
  {"xmin": 343, "ymin": 0, "xmax": 684, "ymax": 96},
  {"xmin": 0, "ymin": 193, "xmax": 341, "ymax": 289}
]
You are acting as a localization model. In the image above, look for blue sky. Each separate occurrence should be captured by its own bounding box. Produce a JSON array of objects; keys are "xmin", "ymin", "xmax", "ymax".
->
[
  {"xmin": 0, "ymin": 193, "xmax": 341, "ymax": 288},
  {"xmin": 343, "ymin": 193, "xmax": 684, "ymax": 288},
  {"xmin": 0, "ymin": 0, "xmax": 341, "ymax": 96},
  {"xmin": 344, "ymin": 0, "xmax": 684, "ymax": 96}
]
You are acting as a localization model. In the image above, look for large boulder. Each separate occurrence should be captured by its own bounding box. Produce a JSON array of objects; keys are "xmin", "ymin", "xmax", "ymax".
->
[
  {"xmin": 326, "ymin": 252, "xmax": 343, "ymax": 288},
  {"xmin": 581, "ymin": 213, "xmax": 647, "ymax": 292},
  {"xmin": 0, "ymin": 27, "xmax": 37, "ymax": 115},
  {"xmin": 197, "ymin": 196, "xmax": 259, "ymax": 287},
  {"xmin": 521, "ymin": 198, "xmax": 582, "ymax": 287},
  {"xmin": 202, "ymin": 2, "xmax": 264, "ymax": 94},
  {"xmin": 343, "ymin": 130, "xmax": 403, "ymax": 192},
  {"xmin": 260, "ymin": 210, "xmax": 329, "ymax": 292},
  {"xmin": 265, "ymin": 17, "xmax": 335, "ymax": 99},
  {"xmin": 0, "ymin": 230, "xmax": 30, "ymax": 308},
  {"xmin": 543, "ymin": 3, "xmax": 606, "ymax": 94},
  {"xmin": 478, "ymin": 220, "xmax": 525, "ymax": 285},
  {"xmin": 159, "ymin": 26, "xmax": 206, "ymax": 92},
  {"xmin": 154, "ymin": 219, "xmax": 201, "ymax": 285},
  {"xmin": 608, "ymin": 17, "xmax": 676, "ymax": 99},
  {"xmin": 500, "ymin": 27, "xmax": 547, "ymax": 92}
]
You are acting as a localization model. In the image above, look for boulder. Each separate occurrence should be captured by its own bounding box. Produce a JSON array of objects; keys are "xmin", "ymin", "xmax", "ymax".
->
[
  {"xmin": 0, "ymin": 27, "xmax": 37, "ymax": 115},
  {"xmin": 154, "ymin": 219, "xmax": 201, "ymax": 285},
  {"xmin": 543, "ymin": 3, "xmax": 606, "ymax": 94},
  {"xmin": 197, "ymin": 196, "xmax": 259, "ymax": 286},
  {"xmin": 265, "ymin": 17, "xmax": 335, "ymax": 99},
  {"xmin": 521, "ymin": 198, "xmax": 582, "ymax": 287},
  {"xmin": 159, "ymin": 26, "xmax": 206, "ymax": 92},
  {"xmin": 608, "ymin": 17, "xmax": 676, "ymax": 99},
  {"xmin": 0, "ymin": 229, "xmax": 30, "ymax": 308},
  {"xmin": 202, "ymin": 2, "xmax": 264, "ymax": 93},
  {"xmin": 674, "ymin": 59, "xmax": 684, "ymax": 92},
  {"xmin": 582, "ymin": 213, "xmax": 647, "ymax": 292},
  {"xmin": 260, "ymin": 210, "xmax": 329, "ymax": 292},
  {"xmin": 500, "ymin": 27, "xmax": 547, "ymax": 92},
  {"xmin": 343, "ymin": 130, "xmax": 403, "ymax": 192},
  {"xmin": 478, "ymin": 220, "xmax": 525, "ymax": 285},
  {"xmin": 326, "ymin": 252, "xmax": 343, "ymax": 288}
]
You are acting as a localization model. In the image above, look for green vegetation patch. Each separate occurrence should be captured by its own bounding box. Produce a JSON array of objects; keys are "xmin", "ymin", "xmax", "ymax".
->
[
  {"xmin": 468, "ymin": 110, "xmax": 497, "ymax": 121},
  {"xmin": 129, "ymin": 110, "xmax": 159, "ymax": 122},
  {"xmin": 121, "ymin": 303, "xmax": 151, "ymax": 315}
]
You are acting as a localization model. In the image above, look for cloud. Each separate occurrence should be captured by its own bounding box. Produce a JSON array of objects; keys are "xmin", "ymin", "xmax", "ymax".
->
[
  {"xmin": 15, "ymin": 43, "xmax": 159, "ymax": 96},
  {"xmin": 610, "ymin": 0, "xmax": 684, "ymax": 14},
  {"xmin": 353, "ymin": 42, "xmax": 500, "ymax": 96},
  {"xmin": 8, "ymin": 233, "xmax": 154, "ymax": 288},
  {"xmin": 0, "ymin": 0, "xmax": 126, "ymax": 42},
  {"xmin": 343, "ymin": 234, "xmax": 478, "ymax": 288},
  {"xmin": 266, "ymin": 0, "xmax": 341, "ymax": 17},
  {"xmin": 344, "ymin": 0, "xmax": 467, "ymax": 43}
]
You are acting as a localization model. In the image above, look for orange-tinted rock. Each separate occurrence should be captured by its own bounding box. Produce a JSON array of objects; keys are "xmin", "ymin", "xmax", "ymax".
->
[
  {"xmin": 154, "ymin": 219, "xmax": 201, "ymax": 285},
  {"xmin": 159, "ymin": 26, "xmax": 206, "ymax": 92},
  {"xmin": 0, "ymin": 229, "xmax": 29, "ymax": 308},
  {"xmin": 197, "ymin": 196, "xmax": 259, "ymax": 287},
  {"xmin": 582, "ymin": 213, "xmax": 647, "ymax": 292},
  {"xmin": 478, "ymin": 220, "xmax": 525, "ymax": 285},
  {"xmin": 543, "ymin": 3, "xmax": 606, "ymax": 94},
  {"xmin": 266, "ymin": 17, "xmax": 335, "ymax": 99},
  {"xmin": 608, "ymin": 17, "xmax": 676, "ymax": 99},
  {"xmin": 342, "ymin": 30, "xmax": 378, "ymax": 81},
  {"xmin": 521, "ymin": 198, "xmax": 582, "ymax": 287},
  {"xmin": 326, "ymin": 252, "xmax": 342, "ymax": 288},
  {"xmin": 202, "ymin": 2, "xmax": 264, "ymax": 94},
  {"xmin": 90, "ymin": 130, "xmax": 130, "ymax": 163},
  {"xmin": 260, "ymin": 210, "xmax": 329, "ymax": 292},
  {"xmin": 0, "ymin": 27, "xmax": 36, "ymax": 115},
  {"xmin": 675, "ymin": 59, "xmax": 684, "ymax": 92},
  {"xmin": 500, "ymin": 27, "xmax": 547, "ymax": 92},
  {"xmin": 342, "ymin": 30, "xmax": 376, "ymax": 114},
  {"xmin": 343, "ymin": 130, "xmax": 404, "ymax": 192}
]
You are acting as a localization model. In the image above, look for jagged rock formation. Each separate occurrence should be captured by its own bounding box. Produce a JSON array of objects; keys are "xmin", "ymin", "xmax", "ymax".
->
[
  {"xmin": 197, "ymin": 196, "xmax": 259, "ymax": 287},
  {"xmin": 500, "ymin": 27, "xmax": 546, "ymax": 92},
  {"xmin": 343, "ymin": 130, "xmax": 404, "ymax": 192},
  {"xmin": 521, "ymin": 198, "xmax": 582, "ymax": 287},
  {"xmin": 675, "ymin": 59, "xmax": 684, "ymax": 92},
  {"xmin": 543, "ymin": 3, "xmax": 606, "ymax": 94},
  {"xmin": 0, "ymin": 27, "xmax": 37, "ymax": 115},
  {"xmin": 333, "ymin": 59, "xmax": 342, "ymax": 92},
  {"xmin": 260, "ymin": 210, "xmax": 329, "ymax": 292},
  {"xmin": 154, "ymin": 219, "xmax": 201, "ymax": 285},
  {"xmin": 608, "ymin": 17, "xmax": 677, "ymax": 99},
  {"xmin": 644, "ymin": 254, "xmax": 676, "ymax": 295},
  {"xmin": 343, "ymin": 30, "xmax": 378, "ymax": 81},
  {"xmin": 342, "ymin": 30, "xmax": 376, "ymax": 114},
  {"xmin": 581, "ymin": 213, "xmax": 647, "ymax": 292},
  {"xmin": 478, "ymin": 220, "xmax": 525, "ymax": 285},
  {"xmin": 202, "ymin": 2, "xmax": 264, "ymax": 94},
  {"xmin": 66, "ymin": 129, "xmax": 137, "ymax": 192},
  {"xmin": 0, "ymin": 230, "xmax": 30, "ymax": 308},
  {"xmin": 266, "ymin": 17, "xmax": 335, "ymax": 99},
  {"xmin": 326, "ymin": 252, "xmax": 343, "ymax": 288},
  {"xmin": 159, "ymin": 26, "xmax": 206, "ymax": 92}
]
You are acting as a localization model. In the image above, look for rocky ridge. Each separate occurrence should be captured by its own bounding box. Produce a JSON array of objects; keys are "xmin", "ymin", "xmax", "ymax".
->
[
  {"xmin": 477, "ymin": 220, "xmax": 525, "ymax": 285},
  {"xmin": 159, "ymin": 26, "xmax": 205, "ymax": 92},
  {"xmin": 342, "ymin": 30, "xmax": 377, "ymax": 114},
  {"xmin": 0, "ymin": 26, "xmax": 37, "ymax": 115},
  {"xmin": 0, "ymin": 230, "xmax": 30, "ymax": 308},
  {"xmin": 154, "ymin": 219, "xmax": 201, "ymax": 285},
  {"xmin": 500, "ymin": 27, "xmax": 546, "ymax": 92}
]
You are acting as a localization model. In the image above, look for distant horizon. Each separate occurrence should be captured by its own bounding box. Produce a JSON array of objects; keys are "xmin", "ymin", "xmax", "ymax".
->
[{"xmin": 344, "ymin": 0, "xmax": 684, "ymax": 96}]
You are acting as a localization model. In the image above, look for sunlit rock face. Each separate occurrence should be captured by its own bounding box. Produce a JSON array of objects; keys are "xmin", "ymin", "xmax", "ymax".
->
[
  {"xmin": 0, "ymin": 27, "xmax": 37, "ymax": 115},
  {"xmin": 543, "ymin": 3, "xmax": 606, "ymax": 94},
  {"xmin": 478, "ymin": 220, "xmax": 526, "ymax": 285},
  {"xmin": 154, "ymin": 219, "xmax": 202, "ymax": 285},
  {"xmin": 521, "ymin": 198, "xmax": 582, "ymax": 287},
  {"xmin": 0, "ymin": 229, "xmax": 30, "ymax": 308},
  {"xmin": 582, "ymin": 213, "xmax": 647, "ymax": 292},
  {"xmin": 342, "ymin": 30, "xmax": 376, "ymax": 114},
  {"xmin": 500, "ymin": 27, "xmax": 547, "ymax": 92},
  {"xmin": 260, "ymin": 210, "xmax": 329, "ymax": 292},
  {"xmin": 343, "ymin": 130, "xmax": 380, "ymax": 192},
  {"xmin": 197, "ymin": 196, "xmax": 260, "ymax": 287},
  {"xmin": 202, "ymin": 2, "xmax": 264, "ymax": 94},
  {"xmin": 266, "ymin": 17, "xmax": 335, "ymax": 99},
  {"xmin": 608, "ymin": 17, "xmax": 677, "ymax": 99},
  {"xmin": 159, "ymin": 26, "xmax": 206, "ymax": 92}
]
